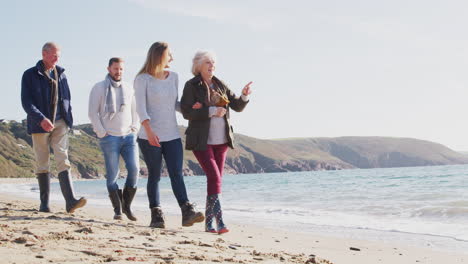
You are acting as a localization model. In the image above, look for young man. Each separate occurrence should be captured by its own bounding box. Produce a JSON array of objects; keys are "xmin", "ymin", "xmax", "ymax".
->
[
  {"xmin": 21, "ymin": 42, "xmax": 87, "ymax": 213},
  {"xmin": 88, "ymin": 58, "xmax": 140, "ymax": 220}
]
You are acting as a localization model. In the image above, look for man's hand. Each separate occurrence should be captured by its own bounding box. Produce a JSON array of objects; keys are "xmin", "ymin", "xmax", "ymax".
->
[{"xmin": 40, "ymin": 118, "xmax": 54, "ymax": 132}]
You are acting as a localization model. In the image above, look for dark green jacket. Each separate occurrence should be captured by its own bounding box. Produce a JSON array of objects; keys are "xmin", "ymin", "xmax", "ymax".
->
[{"xmin": 181, "ymin": 75, "xmax": 249, "ymax": 151}]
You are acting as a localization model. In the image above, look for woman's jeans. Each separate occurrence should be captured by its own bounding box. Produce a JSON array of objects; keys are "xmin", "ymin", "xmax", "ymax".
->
[
  {"xmin": 193, "ymin": 144, "xmax": 229, "ymax": 195},
  {"xmin": 137, "ymin": 138, "xmax": 189, "ymax": 208},
  {"xmin": 99, "ymin": 133, "xmax": 139, "ymax": 192}
]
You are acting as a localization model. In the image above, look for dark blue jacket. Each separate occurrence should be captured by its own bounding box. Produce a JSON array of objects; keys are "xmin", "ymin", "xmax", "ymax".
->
[{"xmin": 21, "ymin": 60, "xmax": 73, "ymax": 134}]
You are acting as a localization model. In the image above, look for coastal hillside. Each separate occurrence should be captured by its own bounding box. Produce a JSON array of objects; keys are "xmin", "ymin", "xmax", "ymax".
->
[{"xmin": 1, "ymin": 120, "xmax": 467, "ymax": 178}]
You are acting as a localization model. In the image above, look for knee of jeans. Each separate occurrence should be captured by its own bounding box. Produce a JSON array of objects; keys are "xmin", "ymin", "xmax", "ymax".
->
[
  {"xmin": 208, "ymin": 177, "xmax": 221, "ymax": 185},
  {"xmin": 106, "ymin": 182, "xmax": 119, "ymax": 192},
  {"xmin": 147, "ymin": 172, "xmax": 161, "ymax": 182},
  {"xmin": 125, "ymin": 180, "xmax": 138, "ymax": 189},
  {"xmin": 205, "ymin": 169, "xmax": 221, "ymax": 180},
  {"xmin": 126, "ymin": 163, "xmax": 138, "ymax": 174}
]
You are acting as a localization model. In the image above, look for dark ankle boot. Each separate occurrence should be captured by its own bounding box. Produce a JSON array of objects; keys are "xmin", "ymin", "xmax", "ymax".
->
[
  {"xmin": 205, "ymin": 195, "xmax": 216, "ymax": 232},
  {"xmin": 109, "ymin": 189, "xmax": 123, "ymax": 220},
  {"xmin": 37, "ymin": 173, "xmax": 51, "ymax": 212},
  {"xmin": 150, "ymin": 207, "xmax": 165, "ymax": 228},
  {"xmin": 211, "ymin": 194, "xmax": 229, "ymax": 234},
  {"xmin": 181, "ymin": 202, "xmax": 204, "ymax": 227},
  {"xmin": 58, "ymin": 170, "xmax": 87, "ymax": 213},
  {"xmin": 122, "ymin": 186, "xmax": 137, "ymax": 221}
]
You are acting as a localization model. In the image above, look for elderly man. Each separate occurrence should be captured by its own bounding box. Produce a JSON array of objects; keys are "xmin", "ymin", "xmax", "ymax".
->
[
  {"xmin": 21, "ymin": 42, "xmax": 87, "ymax": 213},
  {"xmin": 88, "ymin": 58, "xmax": 139, "ymax": 221}
]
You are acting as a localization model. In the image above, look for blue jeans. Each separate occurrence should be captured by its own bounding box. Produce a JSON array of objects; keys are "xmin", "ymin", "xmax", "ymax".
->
[
  {"xmin": 137, "ymin": 138, "xmax": 189, "ymax": 208},
  {"xmin": 99, "ymin": 133, "xmax": 139, "ymax": 192}
]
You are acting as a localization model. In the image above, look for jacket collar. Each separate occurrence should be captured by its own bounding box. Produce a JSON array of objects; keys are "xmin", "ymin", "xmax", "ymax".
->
[
  {"xmin": 189, "ymin": 74, "xmax": 222, "ymax": 88},
  {"xmin": 35, "ymin": 60, "xmax": 65, "ymax": 76}
]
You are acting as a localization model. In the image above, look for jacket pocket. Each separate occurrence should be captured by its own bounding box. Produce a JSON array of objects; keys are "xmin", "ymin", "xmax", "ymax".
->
[{"xmin": 185, "ymin": 131, "xmax": 198, "ymax": 150}]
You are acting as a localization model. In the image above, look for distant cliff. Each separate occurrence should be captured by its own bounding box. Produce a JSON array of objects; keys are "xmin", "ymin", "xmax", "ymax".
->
[{"xmin": 1, "ymin": 121, "xmax": 467, "ymax": 178}]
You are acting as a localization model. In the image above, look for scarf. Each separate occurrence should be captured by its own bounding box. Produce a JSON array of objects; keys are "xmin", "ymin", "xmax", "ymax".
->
[
  {"xmin": 104, "ymin": 74, "xmax": 128, "ymax": 120},
  {"xmin": 203, "ymin": 80, "xmax": 229, "ymax": 107},
  {"xmin": 39, "ymin": 61, "xmax": 59, "ymax": 124}
]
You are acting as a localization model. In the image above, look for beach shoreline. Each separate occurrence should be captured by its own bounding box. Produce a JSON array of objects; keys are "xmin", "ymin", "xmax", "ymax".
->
[{"xmin": 1, "ymin": 178, "xmax": 467, "ymax": 264}]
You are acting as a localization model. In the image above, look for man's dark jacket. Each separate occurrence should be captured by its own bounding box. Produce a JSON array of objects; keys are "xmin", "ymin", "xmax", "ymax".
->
[{"xmin": 21, "ymin": 60, "xmax": 73, "ymax": 134}]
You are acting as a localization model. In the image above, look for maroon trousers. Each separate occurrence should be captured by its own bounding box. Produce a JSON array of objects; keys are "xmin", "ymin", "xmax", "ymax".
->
[{"xmin": 193, "ymin": 144, "xmax": 229, "ymax": 195}]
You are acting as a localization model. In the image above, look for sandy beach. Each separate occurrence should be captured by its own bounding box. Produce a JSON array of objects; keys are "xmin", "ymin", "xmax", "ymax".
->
[{"xmin": 0, "ymin": 178, "xmax": 467, "ymax": 264}]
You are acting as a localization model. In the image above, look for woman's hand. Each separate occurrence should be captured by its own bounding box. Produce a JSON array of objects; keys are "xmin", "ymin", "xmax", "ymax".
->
[
  {"xmin": 215, "ymin": 107, "xmax": 227, "ymax": 117},
  {"xmin": 147, "ymin": 131, "xmax": 160, "ymax": 147},
  {"xmin": 192, "ymin": 102, "xmax": 202, "ymax": 109},
  {"xmin": 142, "ymin": 119, "xmax": 161, "ymax": 147},
  {"xmin": 242, "ymin": 81, "xmax": 253, "ymax": 96}
]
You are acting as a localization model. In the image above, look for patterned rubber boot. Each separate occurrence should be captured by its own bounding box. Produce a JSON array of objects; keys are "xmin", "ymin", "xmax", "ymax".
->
[
  {"xmin": 212, "ymin": 194, "xmax": 229, "ymax": 234},
  {"xmin": 205, "ymin": 195, "xmax": 216, "ymax": 233}
]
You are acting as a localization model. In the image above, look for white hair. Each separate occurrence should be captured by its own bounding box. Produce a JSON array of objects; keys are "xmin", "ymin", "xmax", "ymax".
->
[
  {"xmin": 191, "ymin": 50, "xmax": 216, "ymax": 76},
  {"xmin": 42, "ymin": 42, "xmax": 60, "ymax": 52}
]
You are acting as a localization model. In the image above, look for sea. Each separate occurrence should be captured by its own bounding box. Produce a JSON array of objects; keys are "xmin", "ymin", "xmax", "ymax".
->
[{"xmin": 2, "ymin": 164, "xmax": 467, "ymax": 253}]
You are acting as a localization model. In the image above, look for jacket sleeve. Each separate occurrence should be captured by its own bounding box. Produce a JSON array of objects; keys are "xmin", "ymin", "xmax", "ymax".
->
[
  {"xmin": 88, "ymin": 83, "xmax": 107, "ymax": 138},
  {"xmin": 224, "ymin": 81, "xmax": 249, "ymax": 112},
  {"xmin": 134, "ymin": 75, "xmax": 151, "ymax": 122},
  {"xmin": 180, "ymin": 81, "xmax": 210, "ymax": 121},
  {"xmin": 21, "ymin": 71, "xmax": 46, "ymax": 122},
  {"xmin": 175, "ymin": 73, "xmax": 182, "ymax": 114}
]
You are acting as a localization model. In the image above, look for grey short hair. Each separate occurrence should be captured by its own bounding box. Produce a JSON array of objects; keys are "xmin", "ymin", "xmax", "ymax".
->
[
  {"xmin": 42, "ymin": 42, "xmax": 60, "ymax": 52},
  {"xmin": 191, "ymin": 50, "xmax": 216, "ymax": 76}
]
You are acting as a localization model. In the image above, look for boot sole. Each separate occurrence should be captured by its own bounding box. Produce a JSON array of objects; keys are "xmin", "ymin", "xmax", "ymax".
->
[
  {"xmin": 218, "ymin": 228, "xmax": 229, "ymax": 235},
  {"xmin": 68, "ymin": 198, "xmax": 87, "ymax": 214},
  {"xmin": 123, "ymin": 211, "xmax": 138, "ymax": 221},
  {"xmin": 182, "ymin": 214, "xmax": 205, "ymax": 227},
  {"xmin": 114, "ymin": 215, "xmax": 123, "ymax": 220},
  {"xmin": 149, "ymin": 222, "xmax": 165, "ymax": 228}
]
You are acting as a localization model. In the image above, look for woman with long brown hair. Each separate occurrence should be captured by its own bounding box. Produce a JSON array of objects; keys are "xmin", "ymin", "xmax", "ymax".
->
[{"xmin": 134, "ymin": 42, "xmax": 204, "ymax": 228}]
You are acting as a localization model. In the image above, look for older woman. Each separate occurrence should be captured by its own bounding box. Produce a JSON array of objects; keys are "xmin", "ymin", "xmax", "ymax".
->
[
  {"xmin": 134, "ymin": 42, "xmax": 204, "ymax": 228},
  {"xmin": 180, "ymin": 51, "xmax": 252, "ymax": 234}
]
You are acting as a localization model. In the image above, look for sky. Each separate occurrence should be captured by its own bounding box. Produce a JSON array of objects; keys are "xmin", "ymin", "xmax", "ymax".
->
[{"xmin": 2, "ymin": 0, "xmax": 468, "ymax": 150}]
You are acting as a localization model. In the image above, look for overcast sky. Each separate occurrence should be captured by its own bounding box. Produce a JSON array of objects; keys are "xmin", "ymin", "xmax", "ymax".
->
[{"xmin": 3, "ymin": 0, "xmax": 468, "ymax": 150}]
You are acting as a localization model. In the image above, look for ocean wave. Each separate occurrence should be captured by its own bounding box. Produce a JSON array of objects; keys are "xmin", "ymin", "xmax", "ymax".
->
[
  {"xmin": 411, "ymin": 206, "xmax": 468, "ymax": 219},
  {"xmin": 224, "ymin": 204, "xmax": 468, "ymax": 242}
]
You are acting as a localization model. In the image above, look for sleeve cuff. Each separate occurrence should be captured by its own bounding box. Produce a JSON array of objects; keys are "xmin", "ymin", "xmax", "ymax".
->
[
  {"xmin": 209, "ymin": 106, "xmax": 217, "ymax": 117},
  {"xmin": 139, "ymin": 114, "xmax": 151, "ymax": 123},
  {"xmin": 241, "ymin": 94, "xmax": 249, "ymax": 102},
  {"xmin": 175, "ymin": 101, "xmax": 182, "ymax": 113},
  {"xmin": 96, "ymin": 130, "xmax": 107, "ymax": 138}
]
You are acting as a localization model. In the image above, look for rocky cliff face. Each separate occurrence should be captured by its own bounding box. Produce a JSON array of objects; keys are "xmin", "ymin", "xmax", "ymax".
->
[{"xmin": 1, "ymin": 121, "xmax": 467, "ymax": 178}]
